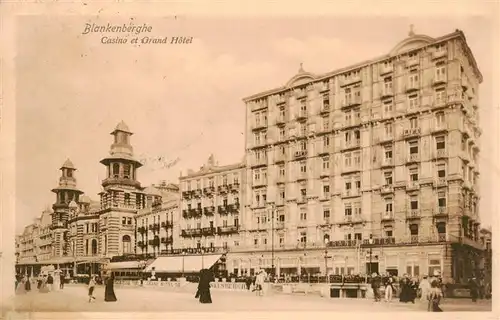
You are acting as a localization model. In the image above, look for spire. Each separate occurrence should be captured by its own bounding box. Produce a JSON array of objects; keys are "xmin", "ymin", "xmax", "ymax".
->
[
  {"xmin": 408, "ymin": 24, "xmax": 415, "ymax": 37},
  {"xmin": 298, "ymin": 62, "xmax": 305, "ymax": 73},
  {"xmin": 111, "ymin": 120, "xmax": 132, "ymax": 134},
  {"xmin": 60, "ymin": 158, "xmax": 76, "ymax": 170}
]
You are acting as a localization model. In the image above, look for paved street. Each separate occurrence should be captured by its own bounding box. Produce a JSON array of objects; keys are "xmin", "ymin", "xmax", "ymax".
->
[{"xmin": 2, "ymin": 284, "xmax": 492, "ymax": 313}]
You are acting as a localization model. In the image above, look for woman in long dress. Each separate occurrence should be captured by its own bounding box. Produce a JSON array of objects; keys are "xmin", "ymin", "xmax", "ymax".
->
[
  {"xmin": 25, "ymin": 276, "xmax": 31, "ymax": 292},
  {"xmin": 15, "ymin": 276, "xmax": 27, "ymax": 295},
  {"xmin": 427, "ymin": 280, "xmax": 443, "ymax": 312},
  {"xmin": 39, "ymin": 275, "xmax": 50, "ymax": 293},
  {"xmin": 104, "ymin": 273, "xmax": 117, "ymax": 302},
  {"xmin": 196, "ymin": 269, "xmax": 214, "ymax": 304}
]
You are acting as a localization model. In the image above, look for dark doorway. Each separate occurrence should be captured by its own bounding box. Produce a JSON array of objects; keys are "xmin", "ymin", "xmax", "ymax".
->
[{"xmin": 366, "ymin": 262, "xmax": 379, "ymax": 274}]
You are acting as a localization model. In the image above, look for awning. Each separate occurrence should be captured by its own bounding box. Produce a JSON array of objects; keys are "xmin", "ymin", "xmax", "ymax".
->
[
  {"xmin": 145, "ymin": 254, "xmax": 222, "ymax": 273},
  {"xmin": 105, "ymin": 261, "xmax": 142, "ymax": 270}
]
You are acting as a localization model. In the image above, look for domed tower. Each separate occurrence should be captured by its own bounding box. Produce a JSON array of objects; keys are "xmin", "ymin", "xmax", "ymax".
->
[
  {"xmin": 51, "ymin": 159, "xmax": 83, "ymax": 257},
  {"xmin": 98, "ymin": 121, "xmax": 145, "ymax": 258}
]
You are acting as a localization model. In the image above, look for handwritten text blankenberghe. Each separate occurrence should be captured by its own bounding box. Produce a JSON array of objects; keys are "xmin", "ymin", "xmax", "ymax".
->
[{"xmin": 82, "ymin": 23, "xmax": 193, "ymax": 45}]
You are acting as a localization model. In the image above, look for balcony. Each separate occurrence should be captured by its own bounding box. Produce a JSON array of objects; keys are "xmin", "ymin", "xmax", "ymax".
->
[
  {"xmin": 203, "ymin": 186, "xmax": 215, "ymax": 195},
  {"xmin": 294, "ymin": 150, "xmax": 307, "ymax": 159},
  {"xmin": 137, "ymin": 241, "xmax": 146, "ymax": 248},
  {"xmin": 407, "ymin": 181, "xmax": 419, "ymax": 191},
  {"xmin": 380, "ymin": 185, "xmax": 394, "ymax": 194},
  {"xmin": 148, "ymin": 238, "xmax": 160, "ymax": 247},
  {"xmin": 341, "ymin": 97, "xmax": 362, "ymax": 109},
  {"xmin": 378, "ymin": 134, "xmax": 394, "ymax": 144},
  {"xmin": 251, "ymin": 121, "xmax": 268, "ymax": 131},
  {"xmin": 380, "ymin": 88, "xmax": 393, "ymax": 99},
  {"xmin": 275, "ymin": 221, "xmax": 285, "ymax": 229},
  {"xmin": 218, "ymin": 205, "xmax": 228, "ymax": 215},
  {"xmin": 434, "ymin": 149, "xmax": 448, "ymax": 159},
  {"xmin": 250, "ymin": 156, "xmax": 267, "ymax": 168},
  {"xmin": 320, "ymin": 192, "xmax": 331, "ymax": 201},
  {"xmin": 406, "ymin": 57, "xmax": 419, "ymax": 68},
  {"xmin": 431, "ymin": 123, "xmax": 449, "ymax": 134},
  {"xmin": 342, "ymin": 139, "xmax": 361, "ymax": 151},
  {"xmin": 409, "ymin": 235, "xmax": 419, "ymax": 243},
  {"xmin": 202, "ymin": 227, "xmax": 216, "ymax": 236},
  {"xmin": 203, "ymin": 206, "xmax": 215, "ymax": 216},
  {"xmin": 217, "ymin": 225, "xmax": 239, "ymax": 234},
  {"xmin": 226, "ymin": 203, "xmax": 240, "ymax": 213},
  {"xmin": 342, "ymin": 189, "xmax": 361, "ymax": 199},
  {"xmin": 381, "ymin": 158, "xmax": 393, "ymax": 168},
  {"xmin": 435, "ymin": 177, "xmax": 447, "ymax": 187},
  {"xmin": 137, "ymin": 226, "xmax": 146, "ymax": 234},
  {"xmin": 406, "ymin": 210, "xmax": 421, "ymax": 220},
  {"xmin": 379, "ymin": 63, "xmax": 393, "ymax": 75},
  {"xmin": 432, "ymin": 49, "xmax": 447, "ymax": 60},
  {"xmin": 342, "ymin": 165, "xmax": 361, "ymax": 174},
  {"xmin": 320, "ymin": 103, "xmax": 330, "ymax": 114},
  {"xmin": 461, "ymin": 77, "xmax": 469, "ymax": 90},
  {"xmin": 338, "ymin": 215, "xmax": 364, "ymax": 225},
  {"xmin": 181, "ymin": 228, "xmax": 203, "ymax": 237},
  {"xmin": 230, "ymin": 183, "xmax": 240, "ymax": 192},
  {"xmin": 340, "ymin": 75, "xmax": 362, "ymax": 87},
  {"xmin": 182, "ymin": 190, "xmax": 194, "ymax": 199},
  {"xmin": 217, "ymin": 184, "xmax": 229, "ymax": 194},
  {"xmin": 193, "ymin": 189, "xmax": 203, "ymax": 198},
  {"xmin": 381, "ymin": 213, "xmax": 394, "ymax": 222},
  {"xmin": 433, "ymin": 206, "xmax": 448, "ymax": 217},
  {"xmin": 295, "ymin": 112, "xmax": 308, "ymax": 121},
  {"xmin": 402, "ymin": 127, "xmax": 421, "ymax": 139},
  {"xmin": 101, "ymin": 177, "xmax": 141, "ymax": 188},
  {"xmin": 148, "ymin": 223, "xmax": 160, "ymax": 232},
  {"xmin": 432, "ymin": 76, "xmax": 447, "ymax": 86},
  {"xmin": 406, "ymin": 153, "xmax": 420, "ymax": 163},
  {"xmin": 275, "ymin": 117, "xmax": 286, "ymax": 126}
]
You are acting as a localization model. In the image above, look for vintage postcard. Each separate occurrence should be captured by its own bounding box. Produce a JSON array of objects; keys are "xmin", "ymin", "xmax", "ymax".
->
[{"xmin": 0, "ymin": 1, "xmax": 498, "ymax": 319}]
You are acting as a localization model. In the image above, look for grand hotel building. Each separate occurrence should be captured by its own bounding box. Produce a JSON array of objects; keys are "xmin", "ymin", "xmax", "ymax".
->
[{"xmin": 229, "ymin": 28, "xmax": 483, "ymax": 283}]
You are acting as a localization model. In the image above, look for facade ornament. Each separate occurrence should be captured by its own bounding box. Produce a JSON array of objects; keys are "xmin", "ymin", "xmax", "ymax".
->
[{"xmin": 408, "ymin": 24, "xmax": 415, "ymax": 37}]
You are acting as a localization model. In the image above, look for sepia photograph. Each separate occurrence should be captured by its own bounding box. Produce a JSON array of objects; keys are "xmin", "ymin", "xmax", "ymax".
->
[{"xmin": 0, "ymin": 2, "xmax": 498, "ymax": 317}]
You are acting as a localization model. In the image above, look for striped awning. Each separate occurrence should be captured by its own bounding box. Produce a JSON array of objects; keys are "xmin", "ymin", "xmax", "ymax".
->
[{"xmin": 145, "ymin": 254, "xmax": 222, "ymax": 273}]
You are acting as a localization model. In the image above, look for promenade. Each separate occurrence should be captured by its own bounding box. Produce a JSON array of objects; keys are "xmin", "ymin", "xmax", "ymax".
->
[{"xmin": 2, "ymin": 284, "xmax": 492, "ymax": 313}]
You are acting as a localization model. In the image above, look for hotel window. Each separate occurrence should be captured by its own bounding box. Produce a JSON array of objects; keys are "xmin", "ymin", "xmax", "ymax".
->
[
  {"xmin": 280, "ymin": 146, "xmax": 286, "ymax": 155},
  {"xmin": 353, "ymin": 151, "xmax": 361, "ymax": 166},
  {"xmin": 428, "ymin": 254, "xmax": 441, "ymax": 277},
  {"xmin": 279, "ymin": 128, "xmax": 285, "ymax": 141},
  {"xmin": 408, "ymin": 94, "xmax": 419, "ymax": 109},
  {"xmin": 385, "ymin": 229, "xmax": 393, "ymax": 237},
  {"xmin": 438, "ymin": 191, "xmax": 447, "ymax": 208},
  {"xmin": 345, "ymin": 180, "xmax": 351, "ymax": 191},
  {"xmin": 410, "ymin": 196, "xmax": 419, "ymax": 210},
  {"xmin": 300, "ymin": 188, "xmax": 307, "ymax": 202},
  {"xmin": 345, "ymin": 112, "xmax": 352, "ymax": 125},
  {"xmin": 345, "ymin": 203, "xmax": 352, "ymax": 216},
  {"xmin": 355, "ymin": 177, "xmax": 361, "ymax": 190},
  {"xmin": 408, "ymin": 70, "xmax": 419, "ymax": 87},
  {"xmin": 323, "ymin": 183, "xmax": 330, "ymax": 197},
  {"xmin": 323, "ymin": 135, "xmax": 330, "ymax": 147},
  {"xmin": 353, "ymin": 201, "xmax": 361, "ymax": 216},
  {"xmin": 196, "ymin": 179, "xmax": 201, "ymax": 189},
  {"xmin": 261, "ymin": 169, "xmax": 267, "ymax": 181},
  {"xmin": 409, "ymin": 167, "xmax": 419, "ymax": 181},
  {"xmin": 278, "ymin": 164, "xmax": 285, "ymax": 177},
  {"xmin": 322, "ymin": 157, "xmax": 330, "ymax": 170},
  {"xmin": 323, "ymin": 209, "xmax": 330, "ymax": 219},
  {"xmin": 300, "ymin": 141, "xmax": 307, "ymax": 151},
  {"xmin": 300, "ymin": 100, "xmax": 307, "ymax": 116},
  {"xmin": 409, "ymin": 141, "xmax": 419, "ymax": 154},
  {"xmin": 209, "ymin": 178, "xmax": 214, "ymax": 187},
  {"xmin": 437, "ymin": 163, "xmax": 446, "ymax": 178},
  {"xmin": 300, "ymin": 232, "xmax": 307, "ymax": 244},
  {"xmin": 345, "ymin": 87, "xmax": 352, "ymax": 103},
  {"xmin": 409, "ymin": 117, "xmax": 418, "ymax": 129},
  {"xmin": 435, "ymin": 61, "xmax": 446, "ymax": 81},
  {"xmin": 344, "ymin": 153, "xmax": 352, "ymax": 167},
  {"xmin": 384, "ymin": 77, "xmax": 392, "ymax": 91},
  {"xmin": 255, "ymin": 112, "xmax": 260, "ymax": 126},
  {"xmin": 435, "ymin": 87, "xmax": 446, "ymax": 104},
  {"xmin": 233, "ymin": 173, "xmax": 239, "ymax": 184},
  {"xmin": 436, "ymin": 136, "xmax": 446, "ymax": 150},
  {"xmin": 385, "ymin": 198, "xmax": 393, "ymax": 215},
  {"xmin": 384, "ymin": 146, "xmax": 393, "ymax": 161},
  {"xmin": 383, "ymin": 100, "xmax": 393, "ymax": 114},
  {"xmin": 323, "ymin": 93, "xmax": 330, "ymax": 108},
  {"xmin": 384, "ymin": 171, "xmax": 393, "ymax": 185},
  {"xmin": 254, "ymin": 133, "xmax": 261, "ymax": 145},
  {"xmin": 253, "ymin": 169, "xmax": 260, "ymax": 182},
  {"xmin": 322, "ymin": 117, "xmax": 329, "ymax": 130},
  {"xmin": 254, "ymin": 238, "xmax": 259, "ymax": 245},
  {"xmin": 300, "ymin": 161, "xmax": 307, "ymax": 173},
  {"xmin": 279, "ymin": 106, "xmax": 285, "ymax": 121},
  {"xmin": 279, "ymin": 188, "xmax": 285, "ymax": 201},
  {"xmin": 436, "ymin": 112, "xmax": 445, "ymax": 126},
  {"xmin": 384, "ymin": 122, "xmax": 393, "ymax": 137},
  {"xmin": 122, "ymin": 217, "xmax": 127, "ymax": 225},
  {"xmin": 300, "ymin": 210, "xmax": 307, "ymax": 221},
  {"xmin": 223, "ymin": 220, "xmax": 228, "ymax": 227},
  {"xmin": 300, "ymin": 123, "xmax": 307, "ymax": 136}
]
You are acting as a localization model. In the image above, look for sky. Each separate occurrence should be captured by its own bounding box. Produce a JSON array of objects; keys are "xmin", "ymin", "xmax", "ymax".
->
[{"xmin": 15, "ymin": 15, "xmax": 497, "ymax": 233}]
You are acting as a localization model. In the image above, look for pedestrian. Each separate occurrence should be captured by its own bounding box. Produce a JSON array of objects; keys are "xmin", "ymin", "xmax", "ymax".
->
[
  {"xmin": 25, "ymin": 275, "xmax": 31, "ymax": 292},
  {"xmin": 427, "ymin": 280, "xmax": 443, "ymax": 312},
  {"xmin": 409, "ymin": 277, "xmax": 418, "ymax": 303},
  {"xmin": 399, "ymin": 274, "xmax": 412, "ymax": 303},
  {"xmin": 60, "ymin": 273, "xmax": 65, "ymax": 289},
  {"xmin": 384, "ymin": 275, "xmax": 395, "ymax": 302},
  {"xmin": 88, "ymin": 275, "xmax": 97, "ymax": 302},
  {"xmin": 47, "ymin": 274, "xmax": 54, "ymax": 291},
  {"xmin": 245, "ymin": 275, "xmax": 252, "ymax": 290},
  {"xmin": 15, "ymin": 276, "xmax": 27, "ymax": 295},
  {"xmin": 195, "ymin": 268, "xmax": 214, "ymax": 304},
  {"xmin": 419, "ymin": 275, "xmax": 430, "ymax": 302},
  {"xmin": 469, "ymin": 277, "xmax": 479, "ymax": 302},
  {"xmin": 371, "ymin": 273, "xmax": 381, "ymax": 302},
  {"xmin": 104, "ymin": 272, "xmax": 117, "ymax": 302},
  {"xmin": 39, "ymin": 275, "xmax": 50, "ymax": 293},
  {"xmin": 254, "ymin": 269, "xmax": 267, "ymax": 296}
]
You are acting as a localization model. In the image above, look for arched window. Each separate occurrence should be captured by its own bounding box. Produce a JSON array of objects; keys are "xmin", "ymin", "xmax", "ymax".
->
[
  {"xmin": 91, "ymin": 239, "xmax": 98, "ymax": 255},
  {"xmin": 123, "ymin": 235, "xmax": 131, "ymax": 254},
  {"xmin": 112, "ymin": 163, "xmax": 120, "ymax": 177},
  {"xmin": 85, "ymin": 239, "xmax": 89, "ymax": 255},
  {"xmin": 323, "ymin": 234, "xmax": 330, "ymax": 243}
]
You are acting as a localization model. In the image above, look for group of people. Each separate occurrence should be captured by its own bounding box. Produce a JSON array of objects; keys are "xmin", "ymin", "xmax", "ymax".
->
[
  {"xmin": 88, "ymin": 272, "xmax": 117, "ymax": 303},
  {"xmin": 15, "ymin": 273, "xmax": 65, "ymax": 295},
  {"xmin": 370, "ymin": 273, "xmax": 445, "ymax": 311}
]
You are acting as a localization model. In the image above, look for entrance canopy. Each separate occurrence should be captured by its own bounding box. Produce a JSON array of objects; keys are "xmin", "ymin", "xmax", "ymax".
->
[
  {"xmin": 145, "ymin": 254, "xmax": 222, "ymax": 273},
  {"xmin": 105, "ymin": 261, "xmax": 142, "ymax": 270}
]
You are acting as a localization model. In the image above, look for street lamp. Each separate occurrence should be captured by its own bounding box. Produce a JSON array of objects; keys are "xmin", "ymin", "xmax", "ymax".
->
[
  {"xmin": 323, "ymin": 238, "xmax": 331, "ymax": 283},
  {"xmin": 69, "ymin": 201, "xmax": 78, "ymax": 277},
  {"xmin": 268, "ymin": 202, "xmax": 276, "ymax": 277}
]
